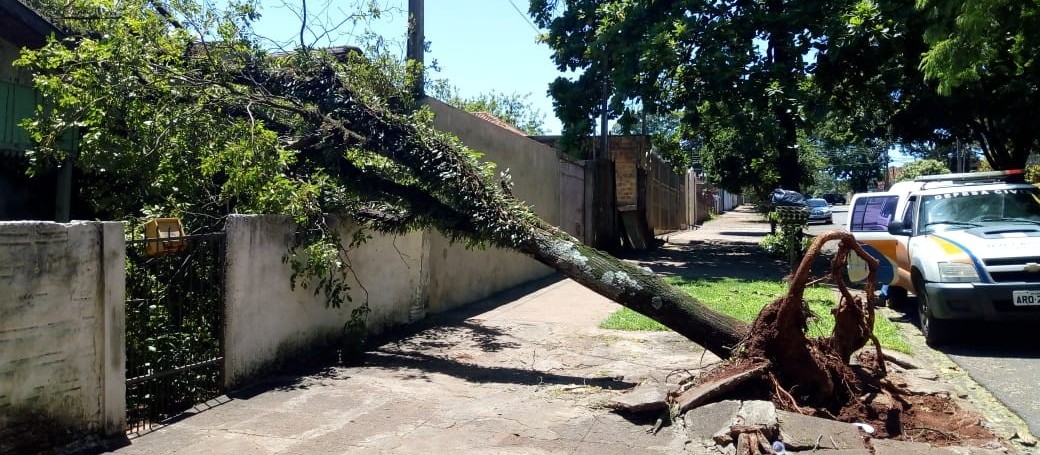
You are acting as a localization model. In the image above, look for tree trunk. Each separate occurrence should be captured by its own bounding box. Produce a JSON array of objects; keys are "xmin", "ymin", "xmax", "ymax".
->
[{"xmin": 517, "ymin": 222, "xmax": 748, "ymax": 357}]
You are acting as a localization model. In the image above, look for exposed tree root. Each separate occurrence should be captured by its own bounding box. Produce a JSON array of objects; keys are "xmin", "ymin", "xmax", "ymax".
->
[
  {"xmin": 670, "ymin": 231, "xmax": 893, "ymax": 422},
  {"xmin": 739, "ymin": 231, "xmax": 882, "ymax": 413}
]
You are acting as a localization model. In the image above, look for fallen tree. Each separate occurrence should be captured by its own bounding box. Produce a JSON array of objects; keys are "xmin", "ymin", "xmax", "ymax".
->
[{"xmin": 19, "ymin": 0, "xmax": 938, "ymax": 428}]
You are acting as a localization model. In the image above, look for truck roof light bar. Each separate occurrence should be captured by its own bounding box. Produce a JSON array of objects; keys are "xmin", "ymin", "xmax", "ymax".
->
[{"xmin": 915, "ymin": 169, "xmax": 1025, "ymax": 183}]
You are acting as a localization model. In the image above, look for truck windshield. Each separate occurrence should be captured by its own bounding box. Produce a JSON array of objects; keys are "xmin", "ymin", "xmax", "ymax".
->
[{"xmin": 919, "ymin": 187, "xmax": 1040, "ymax": 234}]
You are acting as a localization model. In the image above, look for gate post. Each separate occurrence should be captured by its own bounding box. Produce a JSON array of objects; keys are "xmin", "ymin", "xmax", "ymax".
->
[{"xmin": 100, "ymin": 221, "xmax": 127, "ymax": 435}]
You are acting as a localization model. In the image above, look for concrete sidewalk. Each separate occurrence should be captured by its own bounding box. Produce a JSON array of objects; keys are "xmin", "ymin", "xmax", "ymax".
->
[
  {"xmin": 95, "ymin": 207, "xmax": 1010, "ymax": 454},
  {"xmin": 108, "ymin": 276, "xmax": 713, "ymax": 454}
]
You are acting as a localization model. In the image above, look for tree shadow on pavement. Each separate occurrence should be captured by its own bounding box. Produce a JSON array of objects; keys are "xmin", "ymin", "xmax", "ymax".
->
[
  {"xmin": 620, "ymin": 240, "xmax": 790, "ymax": 281},
  {"xmin": 361, "ymin": 348, "xmax": 637, "ymax": 389}
]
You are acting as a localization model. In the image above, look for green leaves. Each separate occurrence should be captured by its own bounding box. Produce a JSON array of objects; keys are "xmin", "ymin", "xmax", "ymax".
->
[{"xmin": 531, "ymin": 0, "xmax": 838, "ymax": 193}]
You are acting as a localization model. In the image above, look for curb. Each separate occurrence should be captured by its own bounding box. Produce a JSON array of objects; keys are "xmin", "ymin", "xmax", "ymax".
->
[{"xmin": 879, "ymin": 306, "xmax": 1038, "ymax": 453}]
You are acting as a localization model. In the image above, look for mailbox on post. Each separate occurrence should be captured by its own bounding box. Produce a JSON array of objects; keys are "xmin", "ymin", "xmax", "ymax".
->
[{"xmin": 143, "ymin": 217, "xmax": 187, "ymax": 256}]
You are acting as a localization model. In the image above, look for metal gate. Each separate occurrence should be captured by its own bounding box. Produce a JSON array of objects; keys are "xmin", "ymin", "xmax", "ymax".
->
[{"xmin": 124, "ymin": 232, "xmax": 226, "ymax": 433}]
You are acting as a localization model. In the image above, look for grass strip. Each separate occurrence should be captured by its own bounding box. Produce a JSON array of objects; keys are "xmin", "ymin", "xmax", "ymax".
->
[{"xmin": 599, "ymin": 277, "xmax": 911, "ymax": 353}]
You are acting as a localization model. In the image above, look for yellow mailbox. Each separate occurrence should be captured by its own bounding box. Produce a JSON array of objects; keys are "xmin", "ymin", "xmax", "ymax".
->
[{"xmin": 143, "ymin": 217, "xmax": 187, "ymax": 256}]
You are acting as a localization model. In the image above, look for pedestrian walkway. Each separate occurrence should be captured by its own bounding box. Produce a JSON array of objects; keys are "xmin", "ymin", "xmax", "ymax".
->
[{"xmin": 101, "ymin": 207, "xmax": 779, "ymax": 455}]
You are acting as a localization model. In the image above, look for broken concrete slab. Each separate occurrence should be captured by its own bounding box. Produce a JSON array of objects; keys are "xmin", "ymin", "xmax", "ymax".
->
[
  {"xmin": 685, "ymin": 400, "xmax": 743, "ymax": 441},
  {"xmin": 674, "ymin": 363, "xmax": 769, "ymax": 413},
  {"xmin": 712, "ymin": 400, "xmax": 780, "ymax": 445},
  {"xmin": 738, "ymin": 400, "xmax": 779, "ymax": 435},
  {"xmin": 871, "ymin": 439, "xmax": 963, "ymax": 455},
  {"xmin": 905, "ymin": 367, "xmax": 940, "ymax": 381},
  {"xmin": 608, "ymin": 382, "xmax": 670, "ymax": 413},
  {"xmin": 776, "ymin": 410, "xmax": 866, "ymax": 451},
  {"xmin": 890, "ymin": 372, "xmax": 952, "ymax": 396}
]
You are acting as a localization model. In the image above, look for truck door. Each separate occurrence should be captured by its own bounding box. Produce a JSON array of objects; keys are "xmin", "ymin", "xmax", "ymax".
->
[{"xmin": 847, "ymin": 193, "xmax": 903, "ymax": 285}]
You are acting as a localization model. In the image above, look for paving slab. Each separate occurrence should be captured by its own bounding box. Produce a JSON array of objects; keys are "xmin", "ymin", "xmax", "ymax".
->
[
  {"xmin": 685, "ymin": 400, "xmax": 743, "ymax": 441},
  {"xmin": 777, "ymin": 410, "xmax": 866, "ymax": 451}
]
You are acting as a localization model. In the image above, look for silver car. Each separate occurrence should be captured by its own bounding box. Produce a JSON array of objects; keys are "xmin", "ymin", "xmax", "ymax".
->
[{"xmin": 806, "ymin": 198, "xmax": 833, "ymax": 224}]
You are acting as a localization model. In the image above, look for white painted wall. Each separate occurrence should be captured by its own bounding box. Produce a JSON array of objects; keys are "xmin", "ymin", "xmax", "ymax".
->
[
  {"xmin": 223, "ymin": 215, "xmax": 427, "ymax": 388},
  {"xmin": 0, "ymin": 221, "xmax": 125, "ymax": 445},
  {"xmin": 425, "ymin": 99, "xmax": 558, "ymax": 312},
  {"xmin": 223, "ymin": 102, "xmax": 570, "ymax": 384}
]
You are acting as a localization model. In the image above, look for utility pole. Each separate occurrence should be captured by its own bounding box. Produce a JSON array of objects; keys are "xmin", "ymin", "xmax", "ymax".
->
[
  {"xmin": 600, "ymin": 81, "xmax": 609, "ymax": 159},
  {"xmin": 407, "ymin": 0, "xmax": 424, "ymax": 98}
]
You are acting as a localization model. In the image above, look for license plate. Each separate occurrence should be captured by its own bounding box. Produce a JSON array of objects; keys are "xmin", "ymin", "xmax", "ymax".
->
[{"xmin": 1012, "ymin": 290, "xmax": 1040, "ymax": 306}]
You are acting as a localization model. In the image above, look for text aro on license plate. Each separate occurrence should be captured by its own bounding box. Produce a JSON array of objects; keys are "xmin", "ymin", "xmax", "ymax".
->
[{"xmin": 1013, "ymin": 290, "xmax": 1040, "ymax": 306}]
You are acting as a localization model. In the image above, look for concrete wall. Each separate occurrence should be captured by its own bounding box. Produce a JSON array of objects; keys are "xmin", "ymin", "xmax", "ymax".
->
[
  {"xmin": 223, "ymin": 215, "xmax": 427, "ymax": 388},
  {"xmin": 424, "ymin": 99, "xmax": 557, "ymax": 312},
  {"xmin": 559, "ymin": 155, "xmax": 585, "ymax": 242},
  {"xmin": 686, "ymin": 173, "xmax": 713, "ymax": 227},
  {"xmin": 646, "ymin": 153, "xmax": 686, "ymax": 234},
  {"xmin": 0, "ymin": 221, "xmax": 125, "ymax": 450}
]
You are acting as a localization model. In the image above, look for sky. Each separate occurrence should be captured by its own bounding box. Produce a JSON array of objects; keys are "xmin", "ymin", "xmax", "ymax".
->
[{"xmin": 250, "ymin": 0, "xmax": 567, "ymax": 134}]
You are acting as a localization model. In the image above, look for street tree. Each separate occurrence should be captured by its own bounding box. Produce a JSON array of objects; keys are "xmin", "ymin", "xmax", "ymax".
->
[
  {"xmin": 20, "ymin": 0, "xmax": 892, "ymax": 420},
  {"xmin": 895, "ymin": 159, "xmax": 949, "ymax": 182},
  {"xmin": 819, "ymin": 0, "xmax": 1040, "ymax": 170},
  {"xmin": 20, "ymin": 0, "xmax": 746, "ymax": 358},
  {"xmin": 529, "ymin": 0, "xmax": 845, "ymax": 196}
]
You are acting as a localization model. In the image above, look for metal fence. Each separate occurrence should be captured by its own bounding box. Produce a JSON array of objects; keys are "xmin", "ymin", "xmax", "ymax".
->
[{"xmin": 124, "ymin": 232, "xmax": 226, "ymax": 434}]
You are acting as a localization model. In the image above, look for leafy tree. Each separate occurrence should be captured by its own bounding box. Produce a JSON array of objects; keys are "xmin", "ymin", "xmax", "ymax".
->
[
  {"xmin": 820, "ymin": 0, "xmax": 1040, "ymax": 171},
  {"xmin": 894, "ymin": 159, "xmax": 949, "ymax": 182},
  {"xmin": 914, "ymin": 0, "xmax": 1040, "ymax": 170},
  {"xmin": 529, "ymin": 0, "xmax": 846, "ymax": 196},
  {"xmin": 427, "ymin": 78, "xmax": 546, "ymax": 135}
]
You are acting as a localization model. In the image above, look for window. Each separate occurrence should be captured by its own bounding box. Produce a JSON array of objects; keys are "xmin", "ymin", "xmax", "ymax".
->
[
  {"xmin": 901, "ymin": 197, "xmax": 916, "ymax": 228},
  {"xmin": 850, "ymin": 196, "xmax": 899, "ymax": 232}
]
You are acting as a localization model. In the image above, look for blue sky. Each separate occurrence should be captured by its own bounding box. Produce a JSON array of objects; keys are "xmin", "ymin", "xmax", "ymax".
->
[{"xmin": 250, "ymin": 0, "xmax": 567, "ymax": 134}]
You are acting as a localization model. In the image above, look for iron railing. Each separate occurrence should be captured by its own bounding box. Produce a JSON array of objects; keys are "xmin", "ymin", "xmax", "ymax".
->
[{"xmin": 124, "ymin": 233, "xmax": 226, "ymax": 434}]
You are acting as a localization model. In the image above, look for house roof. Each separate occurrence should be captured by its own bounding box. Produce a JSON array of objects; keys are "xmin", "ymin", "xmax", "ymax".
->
[
  {"xmin": 472, "ymin": 112, "xmax": 527, "ymax": 136},
  {"xmin": 0, "ymin": 0, "xmax": 63, "ymax": 48}
]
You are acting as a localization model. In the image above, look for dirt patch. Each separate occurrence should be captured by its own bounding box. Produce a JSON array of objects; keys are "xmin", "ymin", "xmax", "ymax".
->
[{"xmin": 899, "ymin": 394, "xmax": 997, "ymax": 446}]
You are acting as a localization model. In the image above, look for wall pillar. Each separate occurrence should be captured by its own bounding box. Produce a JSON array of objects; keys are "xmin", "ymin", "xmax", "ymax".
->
[{"xmin": 99, "ymin": 222, "xmax": 126, "ymax": 435}]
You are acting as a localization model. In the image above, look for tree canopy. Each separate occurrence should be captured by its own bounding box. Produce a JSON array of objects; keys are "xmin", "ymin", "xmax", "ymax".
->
[
  {"xmin": 530, "ymin": 0, "xmax": 845, "ymax": 197},
  {"xmin": 894, "ymin": 158, "xmax": 949, "ymax": 182},
  {"xmin": 531, "ymin": 0, "xmax": 1040, "ymax": 195}
]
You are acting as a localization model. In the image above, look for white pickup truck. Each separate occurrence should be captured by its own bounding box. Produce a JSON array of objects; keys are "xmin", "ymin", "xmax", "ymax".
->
[{"xmin": 846, "ymin": 170, "xmax": 1040, "ymax": 345}]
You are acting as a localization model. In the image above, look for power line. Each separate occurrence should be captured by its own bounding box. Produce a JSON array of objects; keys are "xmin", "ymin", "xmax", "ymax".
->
[{"xmin": 504, "ymin": 0, "xmax": 541, "ymax": 34}]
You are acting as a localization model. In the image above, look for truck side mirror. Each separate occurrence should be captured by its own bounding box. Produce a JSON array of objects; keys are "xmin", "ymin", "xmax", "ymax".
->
[{"xmin": 887, "ymin": 221, "xmax": 911, "ymax": 236}]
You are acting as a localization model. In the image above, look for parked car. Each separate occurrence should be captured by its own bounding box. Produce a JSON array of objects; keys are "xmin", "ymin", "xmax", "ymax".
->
[
  {"xmin": 820, "ymin": 193, "xmax": 846, "ymax": 205},
  {"xmin": 805, "ymin": 198, "xmax": 833, "ymax": 224},
  {"xmin": 845, "ymin": 169, "xmax": 1040, "ymax": 346}
]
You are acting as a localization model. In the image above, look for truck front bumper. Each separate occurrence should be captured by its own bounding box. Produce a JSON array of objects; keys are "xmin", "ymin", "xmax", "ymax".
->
[{"xmin": 924, "ymin": 282, "xmax": 1040, "ymax": 320}]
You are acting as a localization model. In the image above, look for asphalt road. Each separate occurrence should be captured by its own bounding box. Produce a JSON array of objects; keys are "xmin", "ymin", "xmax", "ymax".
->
[
  {"xmin": 805, "ymin": 204, "xmax": 848, "ymax": 235},
  {"xmin": 811, "ymin": 205, "xmax": 1040, "ymax": 436}
]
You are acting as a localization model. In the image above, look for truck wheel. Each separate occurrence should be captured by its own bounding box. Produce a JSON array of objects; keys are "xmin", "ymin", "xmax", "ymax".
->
[{"xmin": 918, "ymin": 289, "xmax": 954, "ymax": 346}]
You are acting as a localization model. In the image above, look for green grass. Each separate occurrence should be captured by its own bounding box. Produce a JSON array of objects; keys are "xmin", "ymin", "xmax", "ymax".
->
[{"xmin": 599, "ymin": 277, "xmax": 911, "ymax": 353}]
